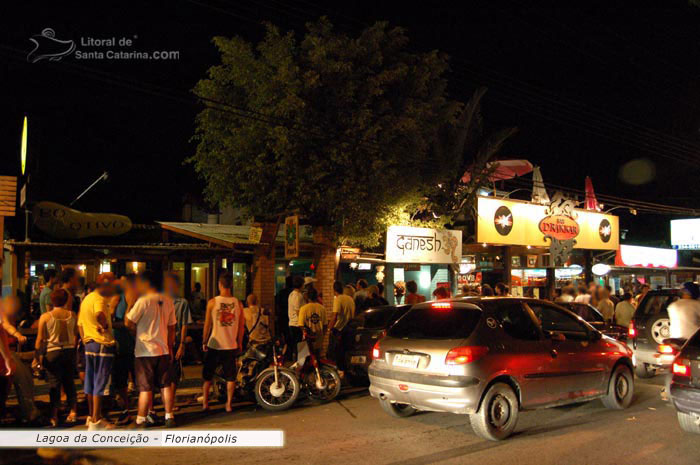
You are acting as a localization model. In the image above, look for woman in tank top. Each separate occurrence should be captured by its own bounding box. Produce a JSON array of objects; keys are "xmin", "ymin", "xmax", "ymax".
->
[{"xmin": 35, "ymin": 288, "xmax": 79, "ymax": 426}]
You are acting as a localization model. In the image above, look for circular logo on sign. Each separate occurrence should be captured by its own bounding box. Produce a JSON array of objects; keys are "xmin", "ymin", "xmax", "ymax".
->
[
  {"xmin": 486, "ymin": 317, "xmax": 497, "ymax": 329},
  {"xmin": 494, "ymin": 206, "xmax": 513, "ymax": 236},
  {"xmin": 598, "ymin": 219, "xmax": 612, "ymax": 243}
]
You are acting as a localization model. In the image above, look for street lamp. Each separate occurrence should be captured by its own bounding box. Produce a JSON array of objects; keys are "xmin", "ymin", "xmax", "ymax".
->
[{"xmin": 70, "ymin": 171, "xmax": 109, "ymax": 206}]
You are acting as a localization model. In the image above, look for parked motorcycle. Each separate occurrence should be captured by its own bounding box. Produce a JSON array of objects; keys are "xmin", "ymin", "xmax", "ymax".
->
[
  {"xmin": 215, "ymin": 339, "xmax": 300, "ymax": 411},
  {"xmin": 292, "ymin": 335, "xmax": 341, "ymax": 403},
  {"xmin": 213, "ymin": 333, "xmax": 341, "ymax": 410}
]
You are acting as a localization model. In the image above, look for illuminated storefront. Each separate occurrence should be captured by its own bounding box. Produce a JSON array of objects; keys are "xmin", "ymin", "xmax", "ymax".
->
[
  {"xmin": 606, "ymin": 244, "xmax": 699, "ymax": 292},
  {"xmin": 458, "ymin": 196, "xmax": 619, "ymax": 298}
]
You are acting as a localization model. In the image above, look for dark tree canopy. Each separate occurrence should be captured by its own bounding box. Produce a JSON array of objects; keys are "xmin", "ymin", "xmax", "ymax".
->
[{"xmin": 190, "ymin": 18, "xmax": 454, "ymax": 246}]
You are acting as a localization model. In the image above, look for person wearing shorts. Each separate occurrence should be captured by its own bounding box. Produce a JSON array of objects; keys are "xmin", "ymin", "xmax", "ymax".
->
[
  {"xmin": 78, "ymin": 272, "xmax": 117, "ymax": 431},
  {"xmin": 111, "ymin": 274, "xmax": 137, "ymax": 425},
  {"xmin": 126, "ymin": 271, "xmax": 177, "ymax": 428},
  {"xmin": 164, "ymin": 273, "xmax": 192, "ymax": 401},
  {"xmin": 201, "ymin": 272, "xmax": 244, "ymax": 412}
]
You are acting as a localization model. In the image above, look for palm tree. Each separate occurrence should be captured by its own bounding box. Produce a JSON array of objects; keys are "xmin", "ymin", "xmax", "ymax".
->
[{"xmin": 424, "ymin": 88, "xmax": 518, "ymax": 241}]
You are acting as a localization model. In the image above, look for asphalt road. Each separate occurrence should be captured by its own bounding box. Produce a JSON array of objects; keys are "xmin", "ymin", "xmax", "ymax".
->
[{"xmin": 34, "ymin": 376, "xmax": 692, "ymax": 465}]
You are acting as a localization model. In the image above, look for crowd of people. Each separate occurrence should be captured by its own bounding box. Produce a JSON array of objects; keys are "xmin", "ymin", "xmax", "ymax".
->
[
  {"xmin": 0, "ymin": 267, "xmax": 383, "ymax": 431},
  {"xmin": 0, "ymin": 268, "xmax": 276, "ymax": 431}
]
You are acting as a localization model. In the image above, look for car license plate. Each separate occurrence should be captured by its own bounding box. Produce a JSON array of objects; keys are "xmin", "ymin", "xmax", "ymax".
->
[
  {"xmin": 350, "ymin": 355, "xmax": 366, "ymax": 365},
  {"xmin": 393, "ymin": 354, "xmax": 419, "ymax": 369}
]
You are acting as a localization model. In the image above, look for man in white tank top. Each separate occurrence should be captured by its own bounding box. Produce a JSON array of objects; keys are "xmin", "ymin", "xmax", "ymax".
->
[{"xmin": 201, "ymin": 272, "xmax": 244, "ymax": 412}]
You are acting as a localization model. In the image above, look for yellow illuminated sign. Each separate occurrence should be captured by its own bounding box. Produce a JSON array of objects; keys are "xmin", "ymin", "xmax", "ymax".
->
[
  {"xmin": 477, "ymin": 197, "xmax": 618, "ymax": 250},
  {"xmin": 21, "ymin": 116, "xmax": 27, "ymax": 175}
]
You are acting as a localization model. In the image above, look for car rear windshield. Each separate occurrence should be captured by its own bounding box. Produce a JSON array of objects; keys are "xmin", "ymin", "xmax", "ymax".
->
[
  {"xmin": 357, "ymin": 306, "xmax": 404, "ymax": 329},
  {"xmin": 388, "ymin": 305, "xmax": 482, "ymax": 339}
]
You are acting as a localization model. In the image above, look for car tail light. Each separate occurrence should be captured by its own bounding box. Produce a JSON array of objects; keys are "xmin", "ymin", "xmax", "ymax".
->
[
  {"xmin": 445, "ymin": 346, "xmax": 489, "ymax": 365},
  {"xmin": 658, "ymin": 344, "xmax": 676, "ymax": 355},
  {"xmin": 673, "ymin": 360, "xmax": 690, "ymax": 377},
  {"xmin": 372, "ymin": 340, "xmax": 382, "ymax": 360},
  {"xmin": 628, "ymin": 321, "xmax": 636, "ymax": 338},
  {"xmin": 432, "ymin": 302, "xmax": 452, "ymax": 310}
]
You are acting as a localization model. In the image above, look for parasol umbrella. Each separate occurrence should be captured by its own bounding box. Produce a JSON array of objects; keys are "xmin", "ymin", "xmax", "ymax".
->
[
  {"xmin": 584, "ymin": 176, "xmax": 601, "ymax": 211},
  {"xmin": 461, "ymin": 159, "xmax": 534, "ymax": 183},
  {"xmin": 531, "ymin": 166, "xmax": 550, "ymax": 205}
]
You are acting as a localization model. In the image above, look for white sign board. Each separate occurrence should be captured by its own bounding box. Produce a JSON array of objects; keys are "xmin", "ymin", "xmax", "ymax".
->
[
  {"xmin": 671, "ymin": 219, "xmax": 700, "ymax": 250},
  {"xmin": 386, "ymin": 226, "xmax": 462, "ymax": 264},
  {"xmin": 617, "ymin": 244, "xmax": 677, "ymax": 268}
]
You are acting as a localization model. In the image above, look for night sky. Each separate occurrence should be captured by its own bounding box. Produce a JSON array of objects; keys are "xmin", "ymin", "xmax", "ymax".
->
[{"xmin": 2, "ymin": 1, "xmax": 700, "ymax": 245}]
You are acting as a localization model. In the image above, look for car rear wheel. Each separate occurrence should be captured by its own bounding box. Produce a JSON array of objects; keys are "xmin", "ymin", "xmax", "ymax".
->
[
  {"xmin": 602, "ymin": 365, "xmax": 634, "ymax": 409},
  {"xmin": 677, "ymin": 411, "xmax": 700, "ymax": 434},
  {"xmin": 470, "ymin": 383, "xmax": 519, "ymax": 441},
  {"xmin": 648, "ymin": 315, "xmax": 671, "ymax": 345},
  {"xmin": 379, "ymin": 399, "xmax": 417, "ymax": 418},
  {"xmin": 634, "ymin": 362, "xmax": 656, "ymax": 379}
]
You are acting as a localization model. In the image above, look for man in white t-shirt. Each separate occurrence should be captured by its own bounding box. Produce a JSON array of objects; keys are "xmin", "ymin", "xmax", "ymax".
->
[
  {"xmin": 287, "ymin": 275, "xmax": 305, "ymax": 359},
  {"xmin": 574, "ymin": 286, "xmax": 591, "ymax": 305},
  {"xmin": 668, "ymin": 282, "xmax": 700, "ymax": 340},
  {"xmin": 126, "ymin": 271, "xmax": 177, "ymax": 428}
]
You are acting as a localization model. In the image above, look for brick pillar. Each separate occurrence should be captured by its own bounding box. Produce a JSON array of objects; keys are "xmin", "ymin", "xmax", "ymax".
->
[
  {"xmin": 252, "ymin": 222, "xmax": 278, "ymax": 334},
  {"xmin": 313, "ymin": 228, "xmax": 339, "ymax": 357}
]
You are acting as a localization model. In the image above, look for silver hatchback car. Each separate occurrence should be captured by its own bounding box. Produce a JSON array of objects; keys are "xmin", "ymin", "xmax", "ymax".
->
[{"xmin": 369, "ymin": 298, "xmax": 634, "ymax": 440}]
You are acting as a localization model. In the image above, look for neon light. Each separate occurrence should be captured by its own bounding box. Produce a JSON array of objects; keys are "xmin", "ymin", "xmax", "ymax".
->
[{"xmin": 21, "ymin": 116, "xmax": 27, "ymax": 175}]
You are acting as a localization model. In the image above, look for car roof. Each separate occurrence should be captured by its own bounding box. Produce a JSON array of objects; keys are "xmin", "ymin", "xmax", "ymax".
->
[{"xmin": 412, "ymin": 296, "xmax": 549, "ymax": 310}]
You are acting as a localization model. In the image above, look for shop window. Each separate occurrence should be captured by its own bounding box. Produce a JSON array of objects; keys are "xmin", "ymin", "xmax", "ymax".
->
[
  {"xmin": 192, "ymin": 262, "xmax": 210, "ymax": 299},
  {"xmin": 171, "ymin": 262, "xmax": 186, "ymax": 298},
  {"xmin": 231, "ymin": 262, "xmax": 246, "ymax": 301}
]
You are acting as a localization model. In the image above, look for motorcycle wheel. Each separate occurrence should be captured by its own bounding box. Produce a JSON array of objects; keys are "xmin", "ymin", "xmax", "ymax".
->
[
  {"xmin": 254, "ymin": 367, "xmax": 300, "ymax": 411},
  {"xmin": 307, "ymin": 365, "xmax": 342, "ymax": 403}
]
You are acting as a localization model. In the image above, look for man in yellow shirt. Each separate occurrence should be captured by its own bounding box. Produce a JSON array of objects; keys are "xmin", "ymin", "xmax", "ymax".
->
[
  {"xmin": 78, "ymin": 272, "xmax": 117, "ymax": 430},
  {"xmin": 328, "ymin": 281, "xmax": 355, "ymax": 372},
  {"xmin": 298, "ymin": 287, "xmax": 327, "ymax": 352}
]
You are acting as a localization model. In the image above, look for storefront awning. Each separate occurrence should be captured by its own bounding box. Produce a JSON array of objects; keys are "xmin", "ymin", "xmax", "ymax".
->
[{"xmin": 158, "ymin": 222, "xmax": 266, "ymax": 248}]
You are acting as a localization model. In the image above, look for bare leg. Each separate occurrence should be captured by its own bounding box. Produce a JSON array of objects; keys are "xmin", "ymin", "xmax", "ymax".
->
[
  {"xmin": 161, "ymin": 385, "xmax": 174, "ymax": 415},
  {"xmin": 138, "ymin": 391, "xmax": 152, "ymax": 419},
  {"xmin": 92, "ymin": 395, "xmax": 102, "ymax": 422},
  {"xmin": 202, "ymin": 381, "xmax": 211, "ymax": 410},
  {"xmin": 226, "ymin": 381, "xmax": 235, "ymax": 412},
  {"xmin": 171, "ymin": 382, "xmax": 180, "ymax": 411}
]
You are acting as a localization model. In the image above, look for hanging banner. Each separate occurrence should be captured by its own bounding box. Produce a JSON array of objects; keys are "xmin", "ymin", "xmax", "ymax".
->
[
  {"xmin": 386, "ymin": 226, "xmax": 462, "ymax": 264},
  {"xmin": 33, "ymin": 201, "xmax": 132, "ymax": 239},
  {"xmin": 477, "ymin": 196, "xmax": 618, "ymax": 250},
  {"xmin": 284, "ymin": 215, "xmax": 299, "ymax": 259}
]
